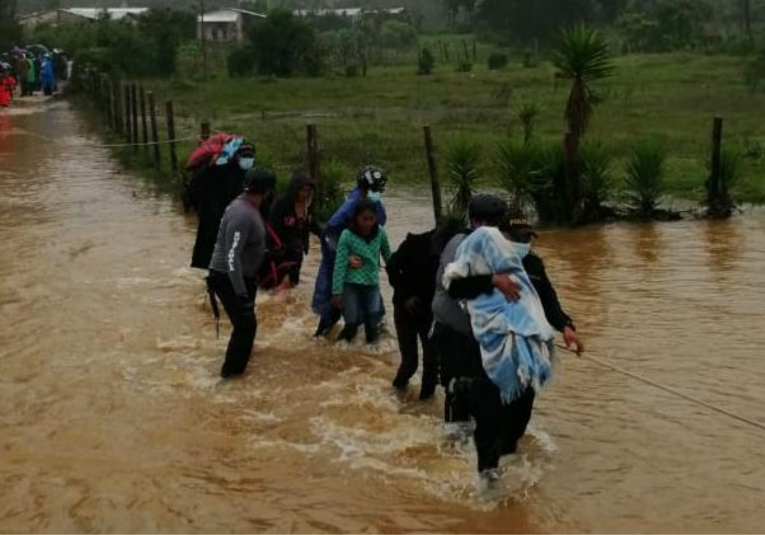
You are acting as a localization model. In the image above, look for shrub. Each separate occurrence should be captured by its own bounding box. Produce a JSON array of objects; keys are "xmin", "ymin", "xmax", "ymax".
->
[
  {"xmin": 455, "ymin": 61, "xmax": 473, "ymax": 73},
  {"xmin": 380, "ymin": 20, "xmax": 419, "ymax": 52},
  {"xmin": 418, "ymin": 48, "xmax": 435, "ymax": 75},
  {"xmin": 315, "ymin": 159, "xmax": 348, "ymax": 223},
  {"xmin": 248, "ymin": 9, "xmax": 323, "ymax": 77},
  {"xmin": 496, "ymin": 139, "xmax": 543, "ymax": 211},
  {"xmin": 228, "ymin": 45, "xmax": 256, "ymax": 78},
  {"xmin": 578, "ymin": 141, "xmax": 614, "ymax": 217},
  {"xmin": 516, "ymin": 101, "xmax": 543, "ymax": 144},
  {"xmin": 445, "ymin": 138, "xmax": 482, "ymax": 221},
  {"xmin": 533, "ymin": 143, "xmax": 568, "ymax": 223},
  {"xmin": 176, "ymin": 42, "xmax": 204, "ymax": 80},
  {"xmin": 624, "ymin": 139, "xmax": 667, "ymax": 217},
  {"xmin": 488, "ymin": 52, "xmax": 508, "ymax": 70},
  {"xmin": 744, "ymin": 47, "xmax": 765, "ymax": 91}
]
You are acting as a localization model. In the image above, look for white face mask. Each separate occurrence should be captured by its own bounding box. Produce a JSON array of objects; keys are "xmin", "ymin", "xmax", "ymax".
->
[
  {"xmin": 367, "ymin": 191, "xmax": 382, "ymax": 202},
  {"xmin": 239, "ymin": 157, "xmax": 254, "ymax": 171},
  {"xmin": 514, "ymin": 242, "xmax": 531, "ymax": 259}
]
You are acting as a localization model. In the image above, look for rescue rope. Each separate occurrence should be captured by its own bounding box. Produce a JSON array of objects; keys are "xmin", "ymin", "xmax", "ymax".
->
[{"xmin": 556, "ymin": 344, "xmax": 765, "ymax": 433}]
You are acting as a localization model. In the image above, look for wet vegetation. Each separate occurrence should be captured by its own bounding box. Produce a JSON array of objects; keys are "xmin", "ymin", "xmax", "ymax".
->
[{"xmin": 19, "ymin": 0, "xmax": 765, "ymax": 224}]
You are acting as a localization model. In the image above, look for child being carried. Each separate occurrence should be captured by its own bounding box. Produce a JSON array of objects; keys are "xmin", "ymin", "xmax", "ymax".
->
[{"xmin": 443, "ymin": 225, "xmax": 556, "ymax": 404}]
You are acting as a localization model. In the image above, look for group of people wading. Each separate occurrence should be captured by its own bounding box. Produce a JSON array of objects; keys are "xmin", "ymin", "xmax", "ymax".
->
[
  {"xmin": 186, "ymin": 138, "xmax": 584, "ymax": 487},
  {"xmin": 0, "ymin": 46, "xmax": 65, "ymax": 109}
]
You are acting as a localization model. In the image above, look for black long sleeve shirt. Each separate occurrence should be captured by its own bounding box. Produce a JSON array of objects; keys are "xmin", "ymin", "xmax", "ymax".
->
[{"xmin": 447, "ymin": 252, "xmax": 575, "ymax": 333}]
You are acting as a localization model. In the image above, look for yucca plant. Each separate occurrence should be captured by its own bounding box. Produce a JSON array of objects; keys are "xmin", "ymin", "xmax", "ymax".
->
[
  {"xmin": 553, "ymin": 25, "xmax": 615, "ymax": 147},
  {"xmin": 578, "ymin": 141, "xmax": 614, "ymax": 218},
  {"xmin": 496, "ymin": 139, "xmax": 543, "ymax": 211},
  {"xmin": 314, "ymin": 158, "xmax": 348, "ymax": 223},
  {"xmin": 624, "ymin": 139, "xmax": 667, "ymax": 218},
  {"xmin": 706, "ymin": 148, "xmax": 742, "ymax": 218},
  {"xmin": 517, "ymin": 101, "xmax": 544, "ymax": 145},
  {"xmin": 445, "ymin": 138, "xmax": 482, "ymax": 221}
]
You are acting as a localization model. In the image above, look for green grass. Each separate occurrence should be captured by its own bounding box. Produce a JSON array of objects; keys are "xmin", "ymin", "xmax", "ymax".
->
[{"xmin": 121, "ymin": 52, "xmax": 765, "ymax": 204}]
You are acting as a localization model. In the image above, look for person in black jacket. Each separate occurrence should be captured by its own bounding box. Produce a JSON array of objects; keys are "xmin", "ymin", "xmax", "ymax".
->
[
  {"xmin": 443, "ymin": 208, "xmax": 584, "ymax": 482},
  {"xmin": 188, "ymin": 143, "xmax": 256, "ymax": 270},
  {"xmin": 387, "ymin": 229, "xmax": 441, "ymax": 399},
  {"xmin": 268, "ymin": 170, "xmax": 322, "ymax": 290}
]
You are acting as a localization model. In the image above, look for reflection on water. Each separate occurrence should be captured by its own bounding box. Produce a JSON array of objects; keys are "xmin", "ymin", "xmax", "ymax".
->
[{"xmin": 1, "ymin": 102, "xmax": 765, "ymax": 533}]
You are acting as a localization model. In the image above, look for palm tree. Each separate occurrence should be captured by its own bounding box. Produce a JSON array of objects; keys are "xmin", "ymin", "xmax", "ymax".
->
[
  {"xmin": 553, "ymin": 24, "xmax": 614, "ymax": 149},
  {"xmin": 553, "ymin": 24, "xmax": 614, "ymax": 221}
]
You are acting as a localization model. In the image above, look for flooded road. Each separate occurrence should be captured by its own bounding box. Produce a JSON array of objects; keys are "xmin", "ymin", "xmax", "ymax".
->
[{"xmin": 1, "ymin": 101, "xmax": 765, "ymax": 533}]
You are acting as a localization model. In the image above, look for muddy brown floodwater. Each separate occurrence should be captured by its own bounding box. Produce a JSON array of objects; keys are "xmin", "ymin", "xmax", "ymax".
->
[{"xmin": 2, "ymin": 101, "xmax": 765, "ymax": 534}]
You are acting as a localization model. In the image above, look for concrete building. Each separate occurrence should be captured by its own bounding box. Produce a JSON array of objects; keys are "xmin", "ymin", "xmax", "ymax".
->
[{"xmin": 197, "ymin": 8, "xmax": 266, "ymax": 44}]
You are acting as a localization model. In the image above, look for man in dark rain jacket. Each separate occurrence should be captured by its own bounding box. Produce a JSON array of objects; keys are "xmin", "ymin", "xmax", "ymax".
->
[
  {"xmin": 188, "ymin": 143, "xmax": 256, "ymax": 270},
  {"xmin": 387, "ymin": 229, "xmax": 440, "ymax": 399}
]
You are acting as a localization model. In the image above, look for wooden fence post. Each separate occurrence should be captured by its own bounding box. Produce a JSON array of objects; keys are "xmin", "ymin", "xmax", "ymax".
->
[
  {"xmin": 423, "ymin": 125, "xmax": 443, "ymax": 225},
  {"xmin": 166, "ymin": 101, "xmax": 178, "ymax": 172},
  {"xmin": 124, "ymin": 85, "xmax": 132, "ymax": 142},
  {"xmin": 139, "ymin": 86, "xmax": 149, "ymax": 156},
  {"xmin": 306, "ymin": 123, "xmax": 320, "ymax": 182},
  {"xmin": 201, "ymin": 121, "xmax": 211, "ymax": 141},
  {"xmin": 104, "ymin": 77, "xmax": 112, "ymax": 129},
  {"xmin": 710, "ymin": 117, "xmax": 724, "ymax": 208},
  {"xmin": 148, "ymin": 91, "xmax": 161, "ymax": 169},
  {"xmin": 130, "ymin": 83, "xmax": 139, "ymax": 154},
  {"xmin": 113, "ymin": 82, "xmax": 122, "ymax": 133}
]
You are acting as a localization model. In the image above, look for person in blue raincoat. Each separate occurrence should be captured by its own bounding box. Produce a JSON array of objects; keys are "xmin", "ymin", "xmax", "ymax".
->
[
  {"xmin": 312, "ymin": 165, "xmax": 388, "ymax": 337},
  {"xmin": 41, "ymin": 54, "xmax": 56, "ymax": 96}
]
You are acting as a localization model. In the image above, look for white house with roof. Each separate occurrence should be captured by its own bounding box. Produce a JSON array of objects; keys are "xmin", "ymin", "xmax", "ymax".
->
[{"xmin": 197, "ymin": 8, "xmax": 266, "ymax": 44}]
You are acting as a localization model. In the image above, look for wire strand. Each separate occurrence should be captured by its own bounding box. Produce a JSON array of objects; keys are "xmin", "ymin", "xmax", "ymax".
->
[
  {"xmin": 68, "ymin": 136, "xmax": 200, "ymax": 149},
  {"xmin": 556, "ymin": 344, "xmax": 765, "ymax": 434}
]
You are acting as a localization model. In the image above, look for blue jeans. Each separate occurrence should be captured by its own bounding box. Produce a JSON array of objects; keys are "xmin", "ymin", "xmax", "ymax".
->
[{"xmin": 340, "ymin": 283, "xmax": 382, "ymax": 343}]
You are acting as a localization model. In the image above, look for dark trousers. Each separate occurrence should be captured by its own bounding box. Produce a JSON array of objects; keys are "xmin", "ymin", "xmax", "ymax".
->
[
  {"xmin": 432, "ymin": 322, "xmax": 536, "ymax": 472},
  {"xmin": 393, "ymin": 305, "xmax": 437, "ymax": 396},
  {"xmin": 208, "ymin": 271, "xmax": 257, "ymax": 377},
  {"xmin": 470, "ymin": 379, "xmax": 536, "ymax": 472},
  {"xmin": 433, "ymin": 322, "xmax": 481, "ymax": 422}
]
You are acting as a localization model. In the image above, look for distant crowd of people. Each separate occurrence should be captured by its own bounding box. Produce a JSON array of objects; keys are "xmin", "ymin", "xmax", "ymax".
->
[
  {"xmin": 0, "ymin": 45, "xmax": 68, "ymax": 108},
  {"xmin": 185, "ymin": 138, "xmax": 584, "ymax": 488}
]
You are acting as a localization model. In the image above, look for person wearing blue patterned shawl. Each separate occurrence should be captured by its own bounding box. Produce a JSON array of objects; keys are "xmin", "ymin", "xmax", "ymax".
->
[{"xmin": 443, "ymin": 226, "xmax": 557, "ymax": 404}]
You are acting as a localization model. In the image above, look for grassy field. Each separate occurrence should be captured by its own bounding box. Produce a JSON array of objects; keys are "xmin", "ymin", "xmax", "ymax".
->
[{"xmin": 138, "ymin": 52, "xmax": 765, "ymax": 204}]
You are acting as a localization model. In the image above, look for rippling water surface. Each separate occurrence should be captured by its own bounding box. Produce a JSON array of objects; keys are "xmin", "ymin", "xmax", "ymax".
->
[{"xmin": 1, "ymin": 101, "xmax": 764, "ymax": 533}]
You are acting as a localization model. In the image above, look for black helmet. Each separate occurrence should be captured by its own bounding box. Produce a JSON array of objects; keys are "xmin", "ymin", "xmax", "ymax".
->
[
  {"xmin": 244, "ymin": 167, "xmax": 276, "ymax": 194},
  {"xmin": 356, "ymin": 165, "xmax": 387, "ymax": 192},
  {"xmin": 469, "ymin": 194, "xmax": 508, "ymax": 225}
]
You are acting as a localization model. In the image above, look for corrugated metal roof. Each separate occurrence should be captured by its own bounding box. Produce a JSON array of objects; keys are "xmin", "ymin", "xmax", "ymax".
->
[
  {"xmin": 59, "ymin": 8, "xmax": 149, "ymax": 21},
  {"xmin": 198, "ymin": 8, "xmax": 266, "ymax": 23}
]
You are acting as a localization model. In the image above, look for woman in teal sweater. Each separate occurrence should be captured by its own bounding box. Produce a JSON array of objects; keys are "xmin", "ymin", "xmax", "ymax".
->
[{"xmin": 332, "ymin": 200, "xmax": 391, "ymax": 344}]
